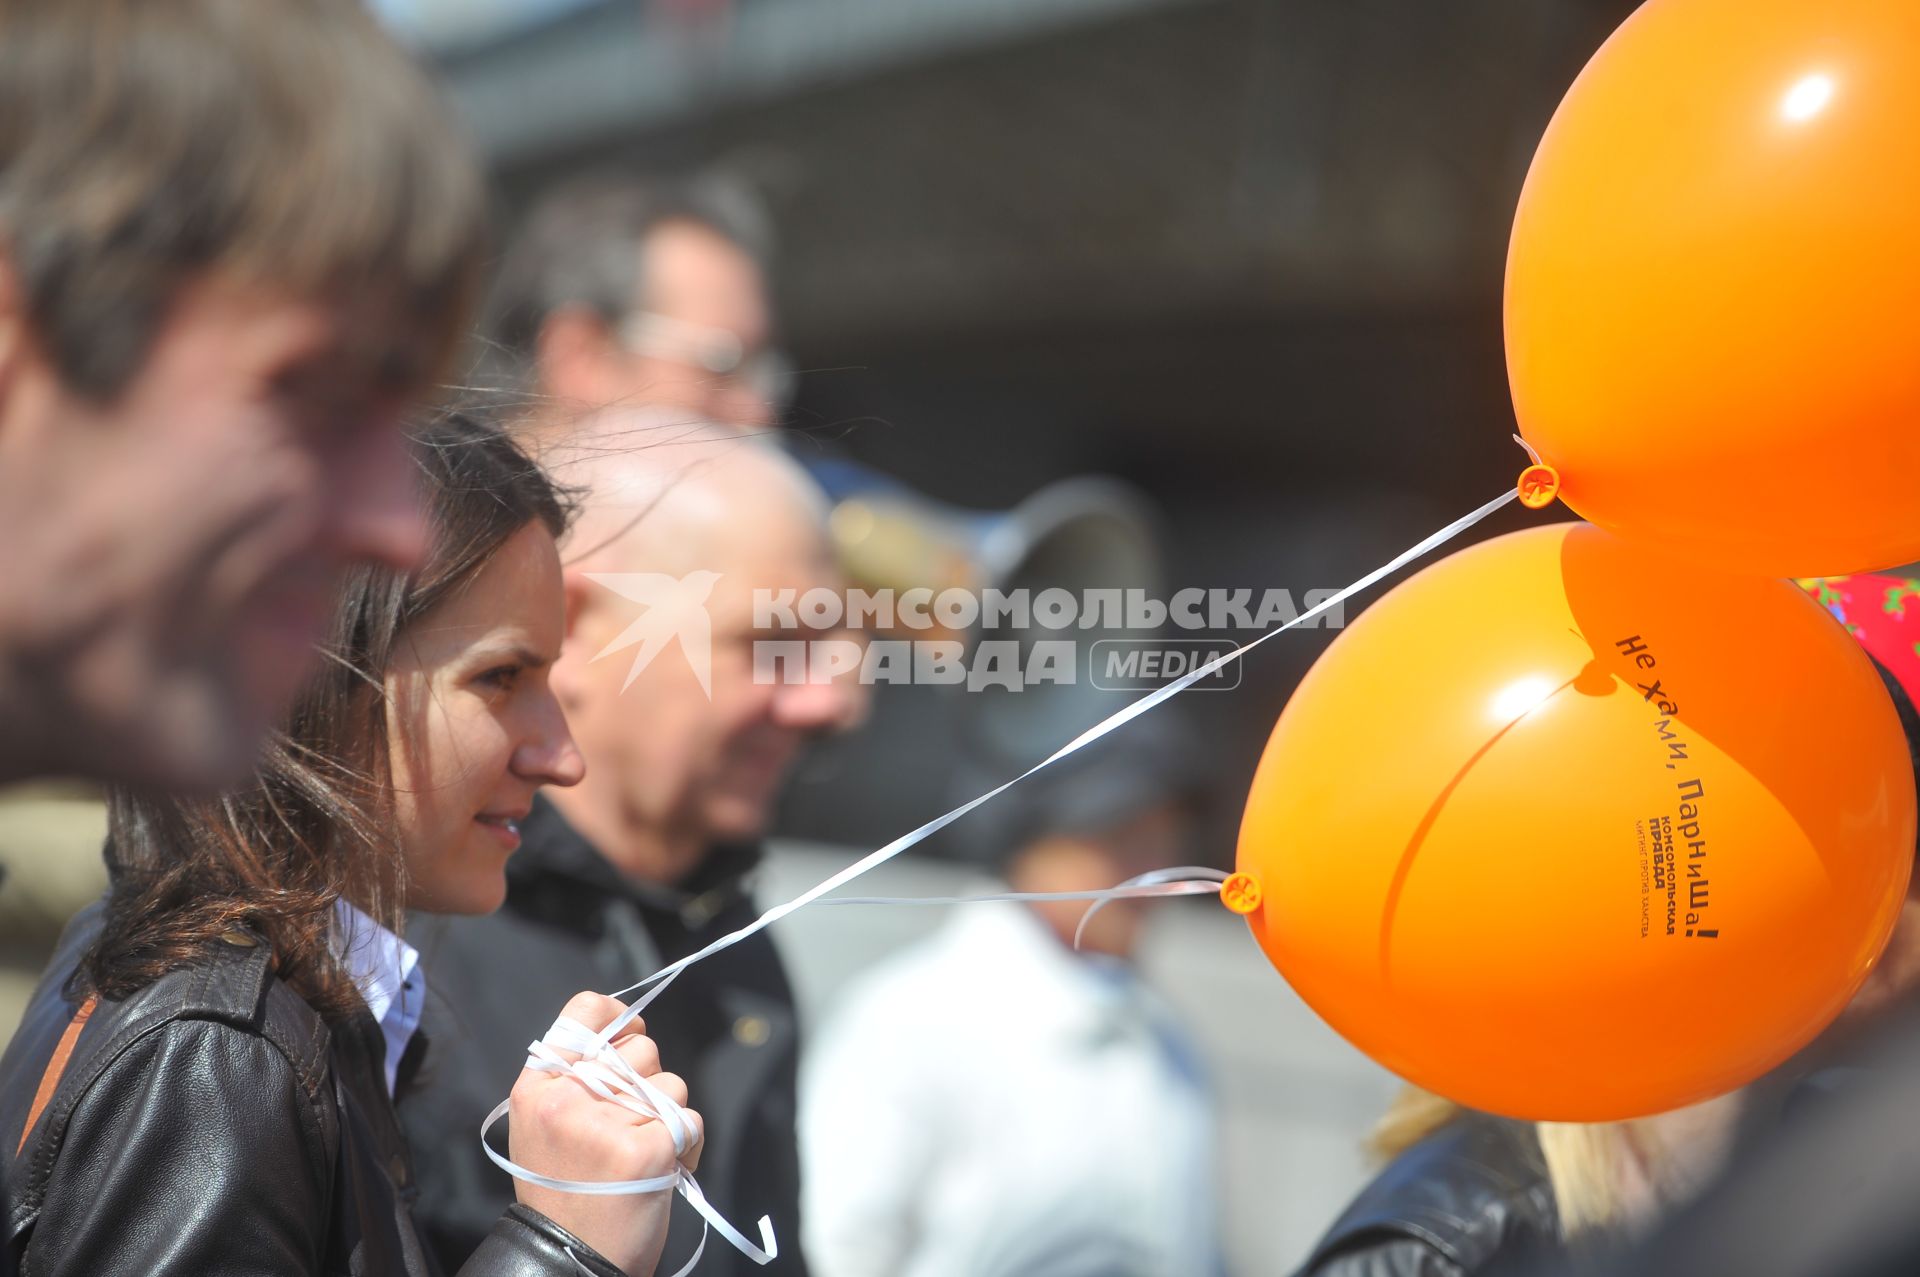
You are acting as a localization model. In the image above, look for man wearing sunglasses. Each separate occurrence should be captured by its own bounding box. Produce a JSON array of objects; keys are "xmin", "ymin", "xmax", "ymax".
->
[{"xmin": 487, "ymin": 172, "xmax": 791, "ymax": 437}]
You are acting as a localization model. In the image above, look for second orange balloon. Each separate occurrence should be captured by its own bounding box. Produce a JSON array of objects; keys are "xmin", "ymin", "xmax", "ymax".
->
[{"xmin": 1234, "ymin": 524, "xmax": 1915, "ymax": 1120}]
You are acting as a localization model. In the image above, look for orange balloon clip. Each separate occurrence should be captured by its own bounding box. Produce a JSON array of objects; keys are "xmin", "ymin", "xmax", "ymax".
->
[
  {"xmin": 1220, "ymin": 871, "xmax": 1264, "ymax": 915},
  {"xmin": 1517, "ymin": 463, "xmax": 1561, "ymax": 510}
]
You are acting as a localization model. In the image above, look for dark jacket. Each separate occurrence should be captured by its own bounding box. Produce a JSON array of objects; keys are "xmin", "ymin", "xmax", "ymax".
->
[
  {"xmin": 399, "ymin": 797, "xmax": 808, "ymax": 1277},
  {"xmin": 0, "ymin": 901, "xmax": 624, "ymax": 1277},
  {"xmin": 1296, "ymin": 1115, "xmax": 1560, "ymax": 1277}
]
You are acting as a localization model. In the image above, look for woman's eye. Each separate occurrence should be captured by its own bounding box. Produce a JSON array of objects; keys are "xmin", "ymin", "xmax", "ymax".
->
[{"xmin": 476, "ymin": 665, "xmax": 521, "ymax": 691}]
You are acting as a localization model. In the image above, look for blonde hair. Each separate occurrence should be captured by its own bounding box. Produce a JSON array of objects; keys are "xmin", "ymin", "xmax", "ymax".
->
[
  {"xmin": 1363, "ymin": 1086, "xmax": 1743, "ymax": 1243},
  {"xmin": 1365, "ymin": 1084, "xmax": 1463, "ymax": 1162},
  {"xmin": 1540, "ymin": 1093, "xmax": 1744, "ymax": 1240},
  {"xmin": 1536, "ymin": 1122, "xmax": 1648, "ymax": 1238}
]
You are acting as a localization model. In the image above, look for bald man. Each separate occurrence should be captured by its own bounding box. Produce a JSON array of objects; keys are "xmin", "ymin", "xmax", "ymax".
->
[{"xmin": 401, "ymin": 420, "xmax": 849, "ymax": 1276}]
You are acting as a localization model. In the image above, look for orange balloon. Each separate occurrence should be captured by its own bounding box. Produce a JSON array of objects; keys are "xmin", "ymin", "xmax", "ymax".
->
[
  {"xmin": 1232, "ymin": 523, "xmax": 1915, "ymax": 1120},
  {"xmin": 1506, "ymin": 0, "xmax": 1920, "ymax": 576}
]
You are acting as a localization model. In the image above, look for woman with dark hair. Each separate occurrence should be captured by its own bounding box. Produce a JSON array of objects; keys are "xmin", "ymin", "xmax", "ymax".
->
[{"xmin": 0, "ymin": 416, "xmax": 694, "ymax": 1276}]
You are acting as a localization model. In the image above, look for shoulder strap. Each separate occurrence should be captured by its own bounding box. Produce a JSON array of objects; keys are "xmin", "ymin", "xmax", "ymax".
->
[{"xmin": 17, "ymin": 994, "xmax": 99, "ymax": 1156}]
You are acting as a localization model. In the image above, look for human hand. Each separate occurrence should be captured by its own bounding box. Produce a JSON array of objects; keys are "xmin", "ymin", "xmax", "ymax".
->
[{"xmin": 507, "ymin": 991, "xmax": 703, "ymax": 1275}]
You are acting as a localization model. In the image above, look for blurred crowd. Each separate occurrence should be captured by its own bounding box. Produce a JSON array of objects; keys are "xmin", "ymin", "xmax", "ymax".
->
[{"xmin": 2, "ymin": 4, "xmax": 1920, "ymax": 1277}]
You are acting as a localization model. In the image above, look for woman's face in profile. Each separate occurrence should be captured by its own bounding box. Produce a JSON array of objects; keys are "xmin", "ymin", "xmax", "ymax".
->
[{"xmin": 384, "ymin": 520, "xmax": 585, "ymax": 914}]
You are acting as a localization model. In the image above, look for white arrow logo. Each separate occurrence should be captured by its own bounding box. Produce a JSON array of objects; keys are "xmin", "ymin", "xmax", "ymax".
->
[{"xmin": 584, "ymin": 571, "xmax": 723, "ymax": 698}]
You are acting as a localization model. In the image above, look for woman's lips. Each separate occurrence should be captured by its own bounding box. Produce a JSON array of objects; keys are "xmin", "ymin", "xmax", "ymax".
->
[{"xmin": 474, "ymin": 812, "xmax": 523, "ymax": 851}]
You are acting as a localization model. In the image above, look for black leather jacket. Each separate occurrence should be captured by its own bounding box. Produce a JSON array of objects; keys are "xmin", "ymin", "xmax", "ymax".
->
[
  {"xmin": 400, "ymin": 796, "xmax": 808, "ymax": 1277},
  {"xmin": 1296, "ymin": 1115, "xmax": 1560, "ymax": 1277},
  {"xmin": 0, "ymin": 902, "xmax": 625, "ymax": 1277}
]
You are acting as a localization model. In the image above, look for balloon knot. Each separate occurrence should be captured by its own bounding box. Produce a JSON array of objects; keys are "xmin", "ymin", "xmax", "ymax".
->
[
  {"xmin": 1220, "ymin": 872, "xmax": 1264, "ymax": 915},
  {"xmin": 1518, "ymin": 464, "xmax": 1561, "ymax": 510}
]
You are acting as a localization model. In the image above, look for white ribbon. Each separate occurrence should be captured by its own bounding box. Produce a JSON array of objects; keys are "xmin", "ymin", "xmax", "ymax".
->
[
  {"xmin": 481, "ymin": 1015, "xmax": 778, "ymax": 1277},
  {"xmin": 1065, "ymin": 867, "xmax": 1232, "ymax": 950},
  {"xmin": 805, "ymin": 865, "xmax": 1232, "ymax": 952},
  {"xmin": 487, "ymin": 483, "xmax": 1520, "ymax": 1267},
  {"xmin": 813, "ymin": 872, "xmax": 1229, "ymax": 914}
]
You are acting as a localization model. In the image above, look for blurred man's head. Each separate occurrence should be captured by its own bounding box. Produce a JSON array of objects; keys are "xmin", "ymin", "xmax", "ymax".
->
[
  {"xmin": 998, "ymin": 717, "xmax": 1207, "ymax": 959},
  {"xmin": 0, "ymin": 0, "xmax": 484, "ymax": 788},
  {"xmin": 549, "ymin": 421, "xmax": 853, "ymax": 884},
  {"xmin": 491, "ymin": 175, "xmax": 782, "ymax": 434}
]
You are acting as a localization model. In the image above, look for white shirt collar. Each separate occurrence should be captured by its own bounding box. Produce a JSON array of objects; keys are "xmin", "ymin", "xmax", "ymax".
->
[{"xmin": 331, "ymin": 899, "xmax": 425, "ymax": 1097}]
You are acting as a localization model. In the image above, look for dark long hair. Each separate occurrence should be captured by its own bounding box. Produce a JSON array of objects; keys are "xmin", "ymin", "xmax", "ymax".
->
[{"xmin": 81, "ymin": 414, "xmax": 573, "ymax": 1017}]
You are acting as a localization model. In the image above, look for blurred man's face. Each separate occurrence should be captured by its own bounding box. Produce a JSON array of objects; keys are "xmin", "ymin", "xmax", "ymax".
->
[
  {"xmin": 555, "ymin": 516, "xmax": 849, "ymax": 885},
  {"xmin": 0, "ymin": 275, "xmax": 430, "ymax": 786},
  {"xmin": 542, "ymin": 220, "xmax": 778, "ymax": 430},
  {"xmin": 1012, "ymin": 800, "xmax": 1191, "ymax": 959},
  {"xmin": 625, "ymin": 221, "xmax": 776, "ymax": 428}
]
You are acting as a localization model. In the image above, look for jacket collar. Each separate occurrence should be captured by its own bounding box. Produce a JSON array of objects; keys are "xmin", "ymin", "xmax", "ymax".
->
[
  {"xmin": 1303, "ymin": 1115, "xmax": 1556, "ymax": 1270},
  {"xmin": 330, "ymin": 900, "xmax": 424, "ymax": 1098},
  {"xmin": 511, "ymin": 793, "xmax": 764, "ymax": 931}
]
